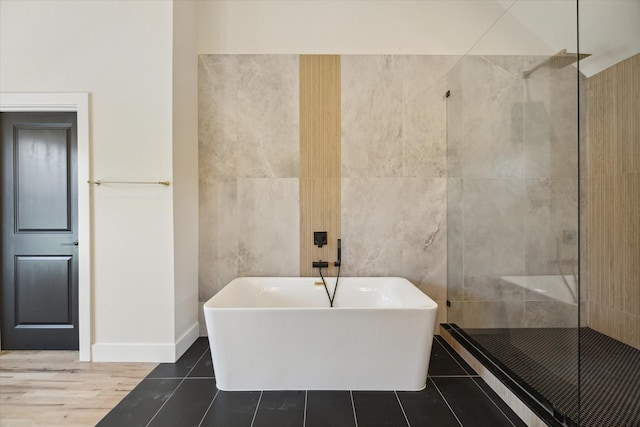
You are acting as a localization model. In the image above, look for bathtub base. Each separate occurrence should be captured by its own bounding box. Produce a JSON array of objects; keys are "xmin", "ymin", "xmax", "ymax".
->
[{"xmin": 208, "ymin": 309, "xmax": 433, "ymax": 391}]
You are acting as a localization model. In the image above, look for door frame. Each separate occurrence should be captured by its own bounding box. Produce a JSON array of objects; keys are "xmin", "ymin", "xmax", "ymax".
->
[{"xmin": 0, "ymin": 93, "xmax": 91, "ymax": 361}]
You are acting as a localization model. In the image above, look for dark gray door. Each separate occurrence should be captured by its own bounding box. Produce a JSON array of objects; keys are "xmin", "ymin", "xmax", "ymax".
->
[{"xmin": 1, "ymin": 112, "xmax": 78, "ymax": 350}]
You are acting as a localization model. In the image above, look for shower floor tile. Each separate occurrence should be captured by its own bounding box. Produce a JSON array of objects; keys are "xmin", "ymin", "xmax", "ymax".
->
[
  {"xmin": 456, "ymin": 327, "xmax": 640, "ymax": 427},
  {"xmin": 97, "ymin": 336, "xmax": 525, "ymax": 427}
]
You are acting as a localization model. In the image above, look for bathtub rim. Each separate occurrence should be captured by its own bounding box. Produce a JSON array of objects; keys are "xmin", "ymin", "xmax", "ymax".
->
[{"xmin": 203, "ymin": 276, "xmax": 439, "ymax": 310}]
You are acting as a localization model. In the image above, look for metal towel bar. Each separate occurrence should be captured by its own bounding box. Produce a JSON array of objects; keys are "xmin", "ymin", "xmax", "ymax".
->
[{"xmin": 88, "ymin": 180, "xmax": 170, "ymax": 186}]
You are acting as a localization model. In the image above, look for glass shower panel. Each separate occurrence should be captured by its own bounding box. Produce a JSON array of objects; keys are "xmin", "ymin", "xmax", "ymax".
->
[{"xmin": 446, "ymin": 1, "xmax": 580, "ymax": 424}]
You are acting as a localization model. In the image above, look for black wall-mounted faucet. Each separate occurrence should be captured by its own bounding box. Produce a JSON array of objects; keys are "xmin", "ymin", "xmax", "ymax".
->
[{"xmin": 314, "ymin": 231, "xmax": 327, "ymax": 248}]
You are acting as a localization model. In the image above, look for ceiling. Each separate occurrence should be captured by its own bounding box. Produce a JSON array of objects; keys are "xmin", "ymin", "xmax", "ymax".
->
[
  {"xmin": 196, "ymin": 0, "xmax": 640, "ymax": 76},
  {"xmin": 494, "ymin": 0, "xmax": 640, "ymax": 77}
]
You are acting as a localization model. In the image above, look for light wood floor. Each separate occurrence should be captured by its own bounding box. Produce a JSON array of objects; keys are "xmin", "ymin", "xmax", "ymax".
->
[{"xmin": 0, "ymin": 350, "xmax": 155, "ymax": 427}]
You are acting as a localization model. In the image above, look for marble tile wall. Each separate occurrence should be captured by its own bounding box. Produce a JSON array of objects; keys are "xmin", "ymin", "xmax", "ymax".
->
[
  {"xmin": 446, "ymin": 55, "xmax": 582, "ymax": 329},
  {"xmin": 198, "ymin": 55, "xmax": 300, "ymax": 333},
  {"xmin": 341, "ymin": 55, "xmax": 459, "ymax": 330},
  {"xmin": 199, "ymin": 54, "xmax": 458, "ymax": 334}
]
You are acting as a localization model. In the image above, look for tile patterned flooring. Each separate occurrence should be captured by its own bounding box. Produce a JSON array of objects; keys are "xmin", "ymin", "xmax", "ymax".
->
[{"xmin": 97, "ymin": 336, "xmax": 526, "ymax": 427}]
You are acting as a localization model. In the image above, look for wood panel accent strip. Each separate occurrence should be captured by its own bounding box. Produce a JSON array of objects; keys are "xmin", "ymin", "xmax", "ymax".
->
[
  {"xmin": 587, "ymin": 53, "xmax": 640, "ymax": 349},
  {"xmin": 300, "ymin": 55, "xmax": 341, "ymax": 277}
]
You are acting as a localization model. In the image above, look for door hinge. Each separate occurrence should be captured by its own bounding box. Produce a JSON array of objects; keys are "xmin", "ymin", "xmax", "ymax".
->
[
  {"xmin": 446, "ymin": 300, "xmax": 451, "ymax": 307},
  {"xmin": 445, "ymin": 90, "xmax": 451, "ymax": 98}
]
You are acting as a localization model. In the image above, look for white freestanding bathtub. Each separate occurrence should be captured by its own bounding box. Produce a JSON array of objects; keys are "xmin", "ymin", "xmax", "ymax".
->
[{"xmin": 204, "ymin": 277, "xmax": 438, "ymax": 391}]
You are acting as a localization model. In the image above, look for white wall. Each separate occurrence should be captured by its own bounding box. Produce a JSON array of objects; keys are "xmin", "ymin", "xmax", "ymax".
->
[
  {"xmin": 0, "ymin": 0, "xmax": 187, "ymax": 361},
  {"xmin": 577, "ymin": 0, "xmax": 640, "ymax": 77},
  {"xmin": 197, "ymin": 0, "xmax": 639, "ymax": 77},
  {"xmin": 197, "ymin": 0, "xmax": 512, "ymax": 55},
  {"xmin": 172, "ymin": 0, "xmax": 200, "ymax": 355},
  {"xmin": 500, "ymin": 0, "xmax": 640, "ymax": 77}
]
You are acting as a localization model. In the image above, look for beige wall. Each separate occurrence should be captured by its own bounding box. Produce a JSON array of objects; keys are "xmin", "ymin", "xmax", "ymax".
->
[{"xmin": 587, "ymin": 54, "xmax": 640, "ymax": 349}]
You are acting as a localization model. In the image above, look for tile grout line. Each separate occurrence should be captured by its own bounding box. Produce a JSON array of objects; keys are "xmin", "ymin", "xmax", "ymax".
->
[
  {"xmin": 350, "ymin": 390, "xmax": 358, "ymax": 427},
  {"xmin": 185, "ymin": 345, "xmax": 211, "ymax": 378},
  {"xmin": 145, "ymin": 348, "xmax": 211, "ymax": 427},
  {"xmin": 394, "ymin": 391, "xmax": 411, "ymax": 427},
  {"xmin": 429, "ymin": 377, "xmax": 464, "ymax": 427},
  {"xmin": 437, "ymin": 335, "xmax": 521, "ymax": 426},
  {"xmin": 144, "ymin": 378, "xmax": 185, "ymax": 426},
  {"xmin": 436, "ymin": 336, "xmax": 475, "ymax": 376},
  {"xmin": 250, "ymin": 391, "xmax": 263, "ymax": 427},
  {"xmin": 303, "ymin": 390, "xmax": 307, "ymax": 427},
  {"xmin": 470, "ymin": 376, "xmax": 519, "ymax": 427},
  {"xmin": 197, "ymin": 389, "xmax": 219, "ymax": 427},
  {"xmin": 146, "ymin": 376, "xmax": 215, "ymax": 380},
  {"xmin": 206, "ymin": 349, "xmax": 216, "ymax": 380}
]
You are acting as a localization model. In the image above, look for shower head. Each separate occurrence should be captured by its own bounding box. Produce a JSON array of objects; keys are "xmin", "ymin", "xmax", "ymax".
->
[{"xmin": 523, "ymin": 49, "xmax": 591, "ymax": 79}]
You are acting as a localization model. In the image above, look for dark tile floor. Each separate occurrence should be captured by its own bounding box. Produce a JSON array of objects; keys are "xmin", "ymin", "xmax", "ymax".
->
[{"xmin": 97, "ymin": 336, "xmax": 526, "ymax": 427}]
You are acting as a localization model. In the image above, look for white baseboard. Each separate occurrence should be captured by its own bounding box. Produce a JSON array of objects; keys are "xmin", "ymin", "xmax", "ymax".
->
[
  {"xmin": 174, "ymin": 322, "xmax": 200, "ymax": 360},
  {"xmin": 92, "ymin": 342, "xmax": 176, "ymax": 362},
  {"xmin": 198, "ymin": 302, "xmax": 208, "ymax": 336},
  {"xmin": 92, "ymin": 322, "xmax": 200, "ymax": 363}
]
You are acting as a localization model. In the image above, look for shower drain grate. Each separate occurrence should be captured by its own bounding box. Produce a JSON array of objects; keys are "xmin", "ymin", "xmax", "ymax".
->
[{"xmin": 462, "ymin": 327, "xmax": 640, "ymax": 427}]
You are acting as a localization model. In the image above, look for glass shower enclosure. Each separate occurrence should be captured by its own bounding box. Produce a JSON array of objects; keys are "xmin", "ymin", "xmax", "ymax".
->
[
  {"xmin": 445, "ymin": 1, "xmax": 581, "ymax": 425},
  {"xmin": 445, "ymin": 1, "xmax": 640, "ymax": 426}
]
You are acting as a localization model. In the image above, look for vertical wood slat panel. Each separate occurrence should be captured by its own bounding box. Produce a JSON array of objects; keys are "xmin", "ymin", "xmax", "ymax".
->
[
  {"xmin": 587, "ymin": 53, "xmax": 640, "ymax": 349},
  {"xmin": 300, "ymin": 55, "xmax": 341, "ymax": 277}
]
